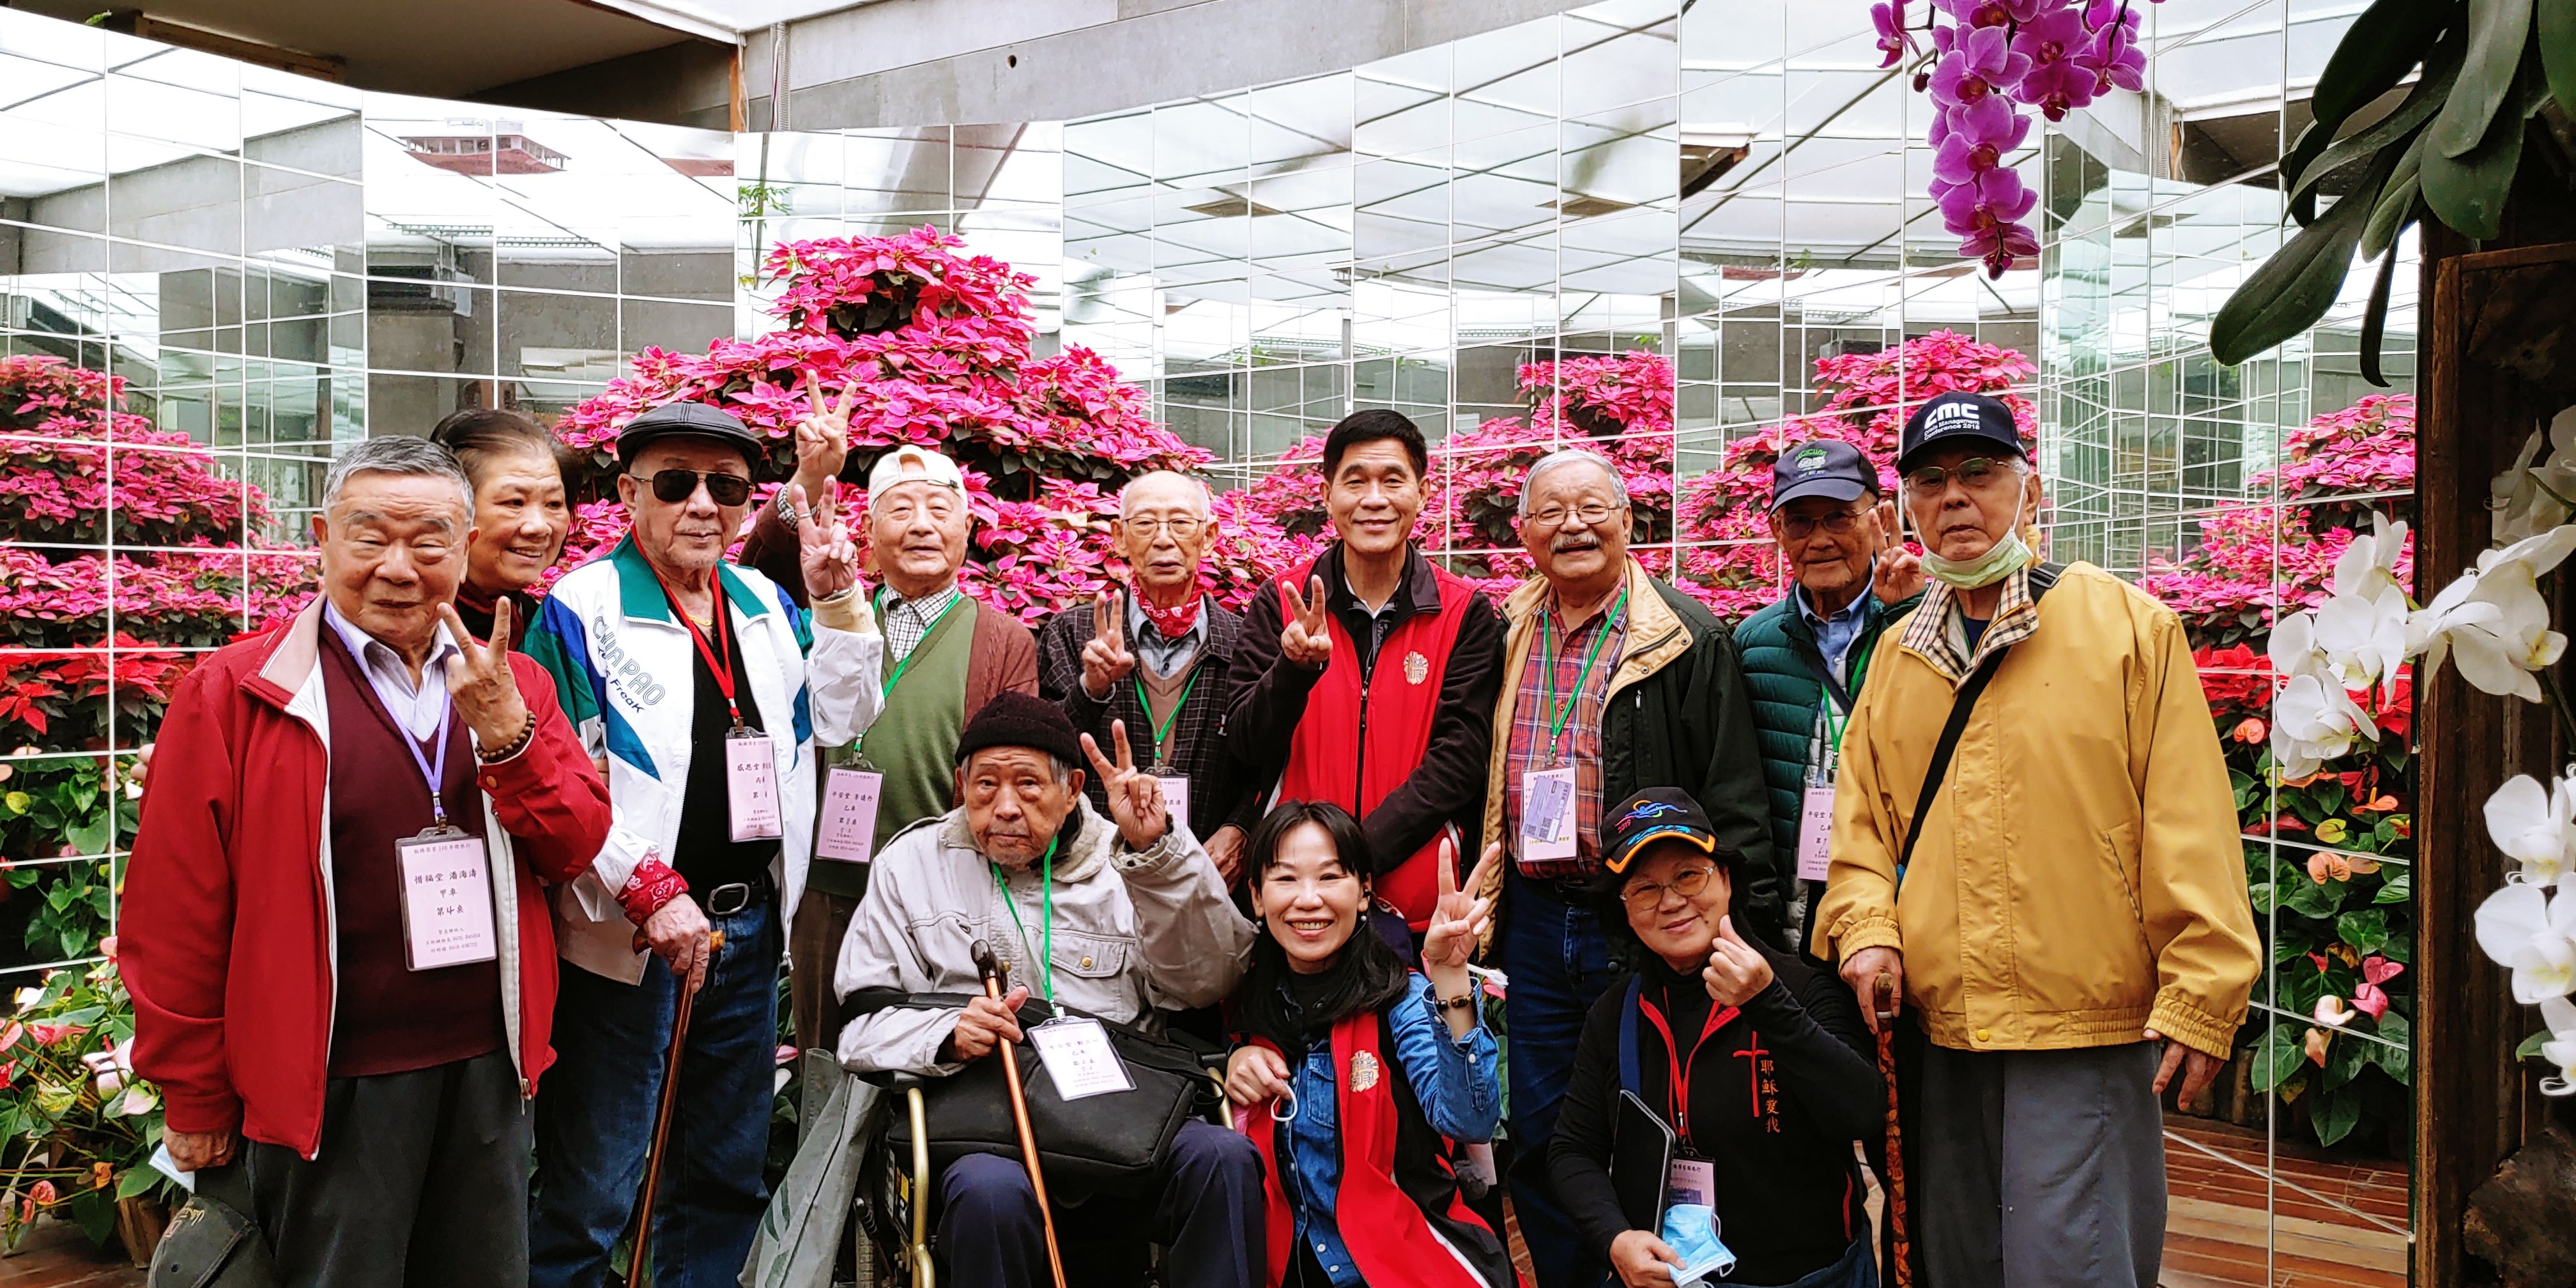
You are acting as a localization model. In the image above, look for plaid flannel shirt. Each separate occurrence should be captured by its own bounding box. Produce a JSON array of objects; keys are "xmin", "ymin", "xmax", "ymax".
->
[{"xmin": 1501, "ymin": 594, "xmax": 1628, "ymax": 880}]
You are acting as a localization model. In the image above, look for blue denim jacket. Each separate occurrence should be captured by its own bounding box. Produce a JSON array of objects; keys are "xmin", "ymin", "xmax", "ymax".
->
[{"xmin": 1277, "ymin": 972, "xmax": 1501, "ymax": 1286}]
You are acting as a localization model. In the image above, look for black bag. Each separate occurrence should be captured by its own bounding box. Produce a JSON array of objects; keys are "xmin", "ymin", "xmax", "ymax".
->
[
  {"xmin": 878, "ymin": 995, "xmax": 1215, "ymax": 1198},
  {"xmin": 148, "ymin": 1191, "xmax": 278, "ymax": 1288}
]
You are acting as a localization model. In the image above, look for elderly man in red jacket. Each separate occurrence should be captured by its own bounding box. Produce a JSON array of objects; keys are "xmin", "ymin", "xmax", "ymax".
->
[{"xmin": 122, "ymin": 435, "xmax": 611, "ymax": 1288}]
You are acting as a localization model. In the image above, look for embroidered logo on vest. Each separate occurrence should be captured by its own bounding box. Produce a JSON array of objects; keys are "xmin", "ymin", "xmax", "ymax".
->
[
  {"xmin": 1349, "ymin": 1050, "xmax": 1381, "ymax": 1092},
  {"xmin": 1403, "ymin": 651, "xmax": 1429, "ymax": 685}
]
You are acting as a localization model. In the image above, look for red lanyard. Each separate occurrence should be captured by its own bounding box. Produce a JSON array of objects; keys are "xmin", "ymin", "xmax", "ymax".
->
[
  {"xmin": 1637, "ymin": 986, "xmax": 1738, "ymax": 1152},
  {"xmin": 659, "ymin": 578, "xmax": 742, "ymax": 725}
]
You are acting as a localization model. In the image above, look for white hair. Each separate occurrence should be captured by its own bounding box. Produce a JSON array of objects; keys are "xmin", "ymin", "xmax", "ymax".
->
[
  {"xmin": 323, "ymin": 436, "xmax": 475, "ymax": 518},
  {"xmin": 1517, "ymin": 450, "xmax": 1627, "ymax": 518},
  {"xmin": 1119, "ymin": 470, "xmax": 1213, "ymax": 519}
]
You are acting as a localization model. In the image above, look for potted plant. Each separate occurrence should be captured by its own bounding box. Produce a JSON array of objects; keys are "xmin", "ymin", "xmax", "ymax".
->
[{"xmin": 1, "ymin": 941, "xmax": 178, "ymax": 1266}]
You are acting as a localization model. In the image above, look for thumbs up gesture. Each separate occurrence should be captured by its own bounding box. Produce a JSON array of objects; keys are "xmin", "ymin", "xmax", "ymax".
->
[
  {"xmin": 1280, "ymin": 576, "xmax": 1333, "ymax": 670},
  {"xmin": 1702, "ymin": 915, "xmax": 1775, "ymax": 1008}
]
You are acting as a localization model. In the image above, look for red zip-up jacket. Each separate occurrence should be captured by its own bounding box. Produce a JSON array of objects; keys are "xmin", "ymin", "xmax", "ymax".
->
[{"xmin": 122, "ymin": 602, "xmax": 611, "ymax": 1158}]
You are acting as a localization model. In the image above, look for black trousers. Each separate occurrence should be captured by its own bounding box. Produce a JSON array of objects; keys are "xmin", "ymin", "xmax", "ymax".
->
[
  {"xmin": 933, "ymin": 1119, "xmax": 1263, "ymax": 1288},
  {"xmin": 199, "ymin": 1050, "xmax": 530, "ymax": 1288}
]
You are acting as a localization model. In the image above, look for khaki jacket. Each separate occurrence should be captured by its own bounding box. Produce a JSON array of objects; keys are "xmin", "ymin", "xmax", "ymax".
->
[{"xmin": 1811, "ymin": 562, "xmax": 2260, "ymax": 1059}]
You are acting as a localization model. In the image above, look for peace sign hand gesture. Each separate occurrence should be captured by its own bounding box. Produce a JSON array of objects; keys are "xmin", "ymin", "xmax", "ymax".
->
[
  {"xmin": 1869, "ymin": 497, "xmax": 1925, "ymax": 604},
  {"xmin": 1702, "ymin": 915, "xmax": 1776, "ymax": 1008},
  {"xmin": 1080, "ymin": 719, "xmax": 1170, "ymax": 852},
  {"xmin": 790, "ymin": 370, "xmax": 855, "ymax": 504},
  {"xmin": 1280, "ymin": 576, "xmax": 1333, "ymax": 670},
  {"xmin": 795, "ymin": 483, "xmax": 859, "ymax": 601},
  {"xmin": 1082, "ymin": 586, "xmax": 1137, "ymax": 699},
  {"xmin": 1421, "ymin": 839, "xmax": 1500, "ymax": 976},
  {"xmin": 436, "ymin": 601, "xmax": 532, "ymax": 750}
]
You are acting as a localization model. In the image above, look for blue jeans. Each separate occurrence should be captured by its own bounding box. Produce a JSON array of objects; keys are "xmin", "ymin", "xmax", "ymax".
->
[
  {"xmin": 1503, "ymin": 872, "xmax": 1621, "ymax": 1288},
  {"xmin": 530, "ymin": 898, "xmax": 783, "ymax": 1288}
]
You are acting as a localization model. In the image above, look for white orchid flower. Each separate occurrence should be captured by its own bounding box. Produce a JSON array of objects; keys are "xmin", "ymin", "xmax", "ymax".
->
[
  {"xmin": 2314, "ymin": 585, "xmax": 2410, "ymax": 689},
  {"xmin": 2331, "ymin": 513, "xmax": 2409, "ymax": 601},
  {"xmin": 2475, "ymin": 882, "xmax": 2576, "ymax": 1002},
  {"xmin": 2411, "ymin": 525, "xmax": 2576, "ymax": 702},
  {"xmin": 2541, "ymin": 995, "xmax": 2576, "ymax": 1096},
  {"xmin": 2492, "ymin": 408, "xmax": 2576, "ymax": 546},
  {"xmin": 2487, "ymin": 773, "xmax": 2576, "ymax": 887},
  {"xmin": 2271, "ymin": 670, "xmax": 2375, "ymax": 779}
]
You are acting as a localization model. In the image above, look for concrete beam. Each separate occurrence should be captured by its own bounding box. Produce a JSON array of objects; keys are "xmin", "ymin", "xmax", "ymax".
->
[{"xmin": 749, "ymin": 0, "xmax": 1591, "ymax": 129}]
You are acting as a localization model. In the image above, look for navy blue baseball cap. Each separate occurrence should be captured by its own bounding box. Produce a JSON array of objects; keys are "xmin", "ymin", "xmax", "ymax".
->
[
  {"xmin": 1770, "ymin": 438, "xmax": 1879, "ymax": 511},
  {"xmin": 1600, "ymin": 787, "xmax": 1720, "ymax": 876},
  {"xmin": 1898, "ymin": 392, "xmax": 2025, "ymax": 474}
]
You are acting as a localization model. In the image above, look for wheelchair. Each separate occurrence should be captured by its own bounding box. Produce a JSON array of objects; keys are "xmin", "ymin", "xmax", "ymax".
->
[{"xmin": 848, "ymin": 1051, "xmax": 1236, "ymax": 1288}]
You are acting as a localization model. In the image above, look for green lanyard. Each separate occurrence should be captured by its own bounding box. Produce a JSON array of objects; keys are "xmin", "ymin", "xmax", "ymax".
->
[
  {"xmin": 989, "ymin": 834, "xmax": 1059, "ymax": 1002},
  {"xmin": 1542, "ymin": 588, "xmax": 1629, "ymax": 749},
  {"xmin": 1819, "ymin": 634, "xmax": 1878, "ymax": 755},
  {"xmin": 1132, "ymin": 668, "xmax": 1200, "ymax": 769},
  {"xmin": 876, "ymin": 587, "xmax": 963, "ymax": 699}
]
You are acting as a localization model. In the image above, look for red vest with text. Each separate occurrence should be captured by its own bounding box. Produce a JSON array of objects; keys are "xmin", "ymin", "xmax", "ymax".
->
[{"xmin": 1275, "ymin": 555, "xmax": 1477, "ymax": 926}]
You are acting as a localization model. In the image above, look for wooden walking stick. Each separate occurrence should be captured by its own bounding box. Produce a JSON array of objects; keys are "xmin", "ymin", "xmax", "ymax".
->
[
  {"xmin": 626, "ymin": 928, "xmax": 724, "ymax": 1288},
  {"xmin": 972, "ymin": 939, "xmax": 1068, "ymax": 1288},
  {"xmin": 1874, "ymin": 974, "xmax": 1912, "ymax": 1288}
]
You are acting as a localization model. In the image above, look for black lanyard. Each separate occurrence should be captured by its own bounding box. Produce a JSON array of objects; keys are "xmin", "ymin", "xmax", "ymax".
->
[{"xmin": 1636, "ymin": 986, "xmax": 1737, "ymax": 1153}]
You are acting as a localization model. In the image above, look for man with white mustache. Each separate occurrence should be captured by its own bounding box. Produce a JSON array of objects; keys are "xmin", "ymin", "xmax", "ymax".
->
[{"xmin": 1470, "ymin": 449, "xmax": 1773, "ymax": 1288}]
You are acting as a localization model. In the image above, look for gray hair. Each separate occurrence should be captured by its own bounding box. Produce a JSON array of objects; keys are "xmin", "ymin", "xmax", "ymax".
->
[
  {"xmin": 1517, "ymin": 449, "xmax": 1628, "ymax": 518},
  {"xmin": 1119, "ymin": 470, "xmax": 1213, "ymax": 519},
  {"xmin": 322, "ymin": 436, "xmax": 475, "ymax": 519}
]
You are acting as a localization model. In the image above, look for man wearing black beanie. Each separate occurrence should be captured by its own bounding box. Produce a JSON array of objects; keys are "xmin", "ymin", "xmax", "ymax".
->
[{"xmin": 832, "ymin": 692, "xmax": 1261, "ymax": 1288}]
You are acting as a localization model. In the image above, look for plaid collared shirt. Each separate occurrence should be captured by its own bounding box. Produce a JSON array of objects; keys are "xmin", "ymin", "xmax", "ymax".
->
[
  {"xmin": 1501, "ymin": 593, "xmax": 1629, "ymax": 880},
  {"xmin": 880, "ymin": 583, "xmax": 965, "ymax": 664},
  {"xmin": 1899, "ymin": 562, "xmax": 2043, "ymax": 685}
]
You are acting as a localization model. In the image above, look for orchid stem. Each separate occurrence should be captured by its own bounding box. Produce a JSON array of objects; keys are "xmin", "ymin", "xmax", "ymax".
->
[{"xmin": 2542, "ymin": 668, "xmax": 2576, "ymax": 751}]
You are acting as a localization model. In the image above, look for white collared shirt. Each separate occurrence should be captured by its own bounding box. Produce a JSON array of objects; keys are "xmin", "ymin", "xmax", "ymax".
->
[{"xmin": 321, "ymin": 599, "xmax": 460, "ymax": 740}]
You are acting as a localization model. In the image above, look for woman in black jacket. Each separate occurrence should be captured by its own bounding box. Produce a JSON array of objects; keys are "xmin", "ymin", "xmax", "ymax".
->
[{"xmin": 1548, "ymin": 787, "xmax": 1882, "ymax": 1287}]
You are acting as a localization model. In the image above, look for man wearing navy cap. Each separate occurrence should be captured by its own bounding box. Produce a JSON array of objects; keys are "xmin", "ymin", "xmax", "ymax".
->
[{"xmin": 1729, "ymin": 438, "xmax": 1922, "ymax": 950}]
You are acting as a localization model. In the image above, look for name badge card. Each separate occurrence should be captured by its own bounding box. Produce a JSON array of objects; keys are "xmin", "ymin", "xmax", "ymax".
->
[
  {"xmin": 726, "ymin": 728, "xmax": 783, "ymax": 842},
  {"xmin": 1797, "ymin": 785, "xmax": 1837, "ymax": 882},
  {"xmin": 1156, "ymin": 774, "xmax": 1192, "ymax": 841},
  {"xmin": 397, "ymin": 828, "xmax": 498, "ymax": 971},
  {"xmin": 1666, "ymin": 1156, "xmax": 1717, "ymax": 1211},
  {"xmin": 1519, "ymin": 767, "xmax": 1578, "ymax": 864},
  {"xmin": 815, "ymin": 768, "xmax": 884, "ymax": 863},
  {"xmin": 1029, "ymin": 1017, "xmax": 1134, "ymax": 1101}
]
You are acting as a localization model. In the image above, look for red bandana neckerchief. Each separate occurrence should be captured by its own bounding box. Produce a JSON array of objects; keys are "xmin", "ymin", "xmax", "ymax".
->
[{"xmin": 1133, "ymin": 585, "xmax": 1203, "ymax": 641}]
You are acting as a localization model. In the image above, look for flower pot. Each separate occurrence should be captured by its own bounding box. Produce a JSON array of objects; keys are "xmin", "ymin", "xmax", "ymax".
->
[{"xmin": 116, "ymin": 1194, "xmax": 167, "ymax": 1268}]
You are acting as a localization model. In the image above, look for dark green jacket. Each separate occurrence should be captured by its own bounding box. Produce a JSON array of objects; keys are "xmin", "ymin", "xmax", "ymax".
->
[
  {"xmin": 1734, "ymin": 588, "xmax": 1913, "ymax": 865},
  {"xmin": 1478, "ymin": 562, "xmax": 1782, "ymax": 947}
]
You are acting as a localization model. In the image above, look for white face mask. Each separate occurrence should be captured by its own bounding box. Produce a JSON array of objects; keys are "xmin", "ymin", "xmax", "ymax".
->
[{"xmin": 1920, "ymin": 525, "xmax": 2034, "ymax": 590}]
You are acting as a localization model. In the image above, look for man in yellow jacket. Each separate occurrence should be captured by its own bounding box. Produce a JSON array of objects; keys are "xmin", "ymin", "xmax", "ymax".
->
[{"xmin": 1813, "ymin": 392, "xmax": 2260, "ymax": 1288}]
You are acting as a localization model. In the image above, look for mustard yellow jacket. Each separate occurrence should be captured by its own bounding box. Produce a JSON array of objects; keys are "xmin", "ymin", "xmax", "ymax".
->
[{"xmin": 1810, "ymin": 562, "xmax": 2260, "ymax": 1060}]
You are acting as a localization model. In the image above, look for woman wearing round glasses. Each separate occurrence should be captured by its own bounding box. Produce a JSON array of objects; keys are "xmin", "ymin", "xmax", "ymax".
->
[
  {"xmin": 1550, "ymin": 787, "xmax": 1882, "ymax": 1287},
  {"xmin": 1222, "ymin": 801, "xmax": 1517, "ymax": 1288}
]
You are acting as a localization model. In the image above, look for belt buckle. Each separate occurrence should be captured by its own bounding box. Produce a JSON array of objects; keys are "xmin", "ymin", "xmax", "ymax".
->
[{"xmin": 707, "ymin": 882, "xmax": 755, "ymax": 916}]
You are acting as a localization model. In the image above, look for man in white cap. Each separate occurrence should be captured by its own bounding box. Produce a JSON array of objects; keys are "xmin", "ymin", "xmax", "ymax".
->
[{"xmin": 786, "ymin": 443, "xmax": 1039, "ymax": 1059}]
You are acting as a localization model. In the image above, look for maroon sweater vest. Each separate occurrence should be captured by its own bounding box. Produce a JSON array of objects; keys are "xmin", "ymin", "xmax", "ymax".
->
[{"xmin": 319, "ymin": 627, "xmax": 507, "ymax": 1078}]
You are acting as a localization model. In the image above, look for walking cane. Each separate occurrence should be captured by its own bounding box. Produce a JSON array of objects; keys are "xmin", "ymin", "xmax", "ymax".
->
[
  {"xmin": 1874, "ymin": 974, "xmax": 1912, "ymax": 1288},
  {"xmin": 972, "ymin": 939, "xmax": 1068, "ymax": 1288},
  {"xmin": 625, "ymin": 928, "xmax": 725, "ymax": 1288}
]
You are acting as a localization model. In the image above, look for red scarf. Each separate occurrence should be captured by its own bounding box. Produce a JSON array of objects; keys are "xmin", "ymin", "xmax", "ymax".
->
[
  {"xmin": 1133, "ymin": 585, "xmax": 1203, "ymax": 641},
  {"xmin": 1239, "ymin": 1019, "xmax": 1506, "ymax": 1288}
]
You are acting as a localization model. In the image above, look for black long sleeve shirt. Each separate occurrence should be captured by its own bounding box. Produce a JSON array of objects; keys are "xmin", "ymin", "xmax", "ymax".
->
[
  {"xmin": 1547, "ymin": 946, "xmax": 1882, "ymax": 1284},
  {"xmin": 1223, "ymin": 542, "xmax": 1505, "ymax": 855}
]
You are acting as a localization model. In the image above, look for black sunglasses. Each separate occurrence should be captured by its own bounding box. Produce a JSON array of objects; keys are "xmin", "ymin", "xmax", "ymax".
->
[{"xmin": 631, "ymin": 468, "xmax": 751, "ymax": 507}]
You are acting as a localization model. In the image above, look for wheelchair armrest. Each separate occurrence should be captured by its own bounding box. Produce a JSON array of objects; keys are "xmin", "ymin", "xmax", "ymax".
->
[
  {"xmin": 1197, "ymin": 1047, "xmax": 1234, "ymax": 1073},
  {"xmin": 857, "ymin": 1069, "xmax": 926, "ymax": 1091}
]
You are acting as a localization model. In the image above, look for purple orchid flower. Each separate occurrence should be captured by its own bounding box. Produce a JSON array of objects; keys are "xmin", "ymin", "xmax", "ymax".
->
[
  {"xmin": 1928, "ymin": 24, "xmax": 2031, "ymax": 107},
  {"xmin": 1932, "ymin": 97, "xmax": 2030, "ymax": 182},
  {"xmin": 2014, "ymin": 8, "xmax": 2099, "ymax": 120},
  {"xmin": 1871, "ymin": 1, "xmax": 1915, "ymax": 69},
  {"xmin": 2080, "ymin": 3, "xmax": 2147, "ymax": 93}
]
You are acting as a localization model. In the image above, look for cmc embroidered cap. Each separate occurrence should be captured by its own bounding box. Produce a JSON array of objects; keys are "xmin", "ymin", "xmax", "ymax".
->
[
  {"xmin": 1600, "ymin": 786, "xmax": 1720, "ymax": 876},
  {"xmin": 1769, "ymin": 438, "xmax": 1880, "ymax": 511},
  {"xmin": 867, "ymin": 443, "xmax": 967, "ymax": 497},
  {"xmin": 1897, "ymin": 391, "xmax": 2025, "ymax": 473}
]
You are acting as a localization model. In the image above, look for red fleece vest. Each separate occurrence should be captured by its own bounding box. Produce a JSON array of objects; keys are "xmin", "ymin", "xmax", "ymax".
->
[
  {"xmin": 1242, "ymin": 1018, "xmax": 1499, "ymax": 1288},
  {"xmin": 1275, "ymin": 556, "xmax": 1477, "ymax": 926}
]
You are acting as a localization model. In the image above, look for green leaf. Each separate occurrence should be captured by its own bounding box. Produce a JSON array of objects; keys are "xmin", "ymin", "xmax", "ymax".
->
[
  {"xmin": 2310, "ymin": 1081, "xmax": 2365, "ymax": 1146},
  {"xmin": 2373, "ymin": 1011, "xmax": 2413, "ymax": 1085},
  {"xmin": 2360, "ymin": 146, "xmax": 2424, "ymax": 263},
  {"xmin": 2543, "ymin": 0, "xmax": 2576, "ymax": 117},
  {"xmin": 2380, "ymin": 933, "xmax": 2412, "ymax": 965},
  {"xmin": 2323, "ymin": 1025, "xmax": 2372, "ymax": 1090},
  {"xmin": 2250, "ymin": 881, "xmax": 2278, "ymax": 915},
  {"xmin": 2339, "ymin": 907, "xmax": 2393, "ymax": 954},
  {"xmin": 2434, "ymin": 0, "xmax": 2538, "ymax": 158},
  {"xmin": 2251, "ymin": 1021, "xmax": 2306, "ymax": 1092},
  {"xmin": 68, "ymin": 1186, "xmax": 114, "ymax": 1247},
  {"xmin": 115, "ymin": 1167, "xmax": 160, "ymax": 1200},
  {"xmin": 2287, "ymin": 0, "xmax": 2464, "ymax": 202},
  {"xmin": 2423, "ymin": 51, "xmax": 2549, "ymax": 238},
  {"xmin": 2376, "ymin": 870, "xmax": 2412, "ymax": 903},
  {"xmin": 2283, "ymin": 873, "xmax": 2350, "ymax": 918},
  {"xmin": 2289, "ymin": 45, "xmax": 2457, "ymax": 218},
  {"xmin": 2212, "ymin": 151, "xmax": 2391, "ymax": 365},
  {"xmin": 2520, "ymin": 1027, "xmax": 2554, "ymax": 1058}
]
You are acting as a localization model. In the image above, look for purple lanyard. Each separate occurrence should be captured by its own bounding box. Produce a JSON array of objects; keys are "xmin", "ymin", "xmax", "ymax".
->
[{"xmin": 399, "ymin": 693, "xmax": 457, "ymax": 827}]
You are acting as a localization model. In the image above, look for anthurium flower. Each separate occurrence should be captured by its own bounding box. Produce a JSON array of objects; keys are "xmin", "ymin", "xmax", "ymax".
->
[
  {"xmin": 2485, "ymin": 773, "xmax": 2576, "ymax": 887},
  {"xmin": 2475, "ymin": 882, "xmax": 2576, "ymax": 1002},
  {"xmin": 2313, "ymin": 995, "xmax": 2354, "ymax": 1028},
  {"xmin": 2304, "ymin": 1027, "xmax": 2331, "ymax": 1066},
  {"xmin": 2352, "ymin": 956, "xmax": 2402, "ymax": 1021},
  {"xmin": 2315, "ymin": 818, "xmax": 2349, "ymax": 844}
]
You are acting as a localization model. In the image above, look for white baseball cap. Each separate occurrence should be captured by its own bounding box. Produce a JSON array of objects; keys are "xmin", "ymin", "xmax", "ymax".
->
[{"xmin": 866, "ymin": 444, "xmax": 967, "ymax": 498}]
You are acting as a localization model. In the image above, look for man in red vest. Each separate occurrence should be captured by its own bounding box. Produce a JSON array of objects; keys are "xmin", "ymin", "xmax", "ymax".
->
[{"xmin": 1225, "ymin": 409, "xmax": 1506, "ymax": 931}]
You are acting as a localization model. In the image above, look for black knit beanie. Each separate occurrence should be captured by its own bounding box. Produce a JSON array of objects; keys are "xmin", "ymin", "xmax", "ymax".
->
[{"xmin": 954, "ymin": 690, "xmax": 1086, "ymax": 769}]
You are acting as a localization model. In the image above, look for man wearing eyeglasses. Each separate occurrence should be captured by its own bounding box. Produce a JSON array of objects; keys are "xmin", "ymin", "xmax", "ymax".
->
[
  {"xmin": 1731, "ymin": 438, "xmax": 1924, "ymax": 954},
  {"xmin": 1814, "ymin": 392, "xmax": 2258, "ymax": 1288},
  {"xmin": 1469, "ymin": 449, "xmax": 1773, "ymax": 1288},
  {"xmin": 1037, "ymin": 470, "xmax": 1255, "ymax": 884},
  {"xmin": 523, "ymin": 399, "xmax": 885, "ymax": 1288}
]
